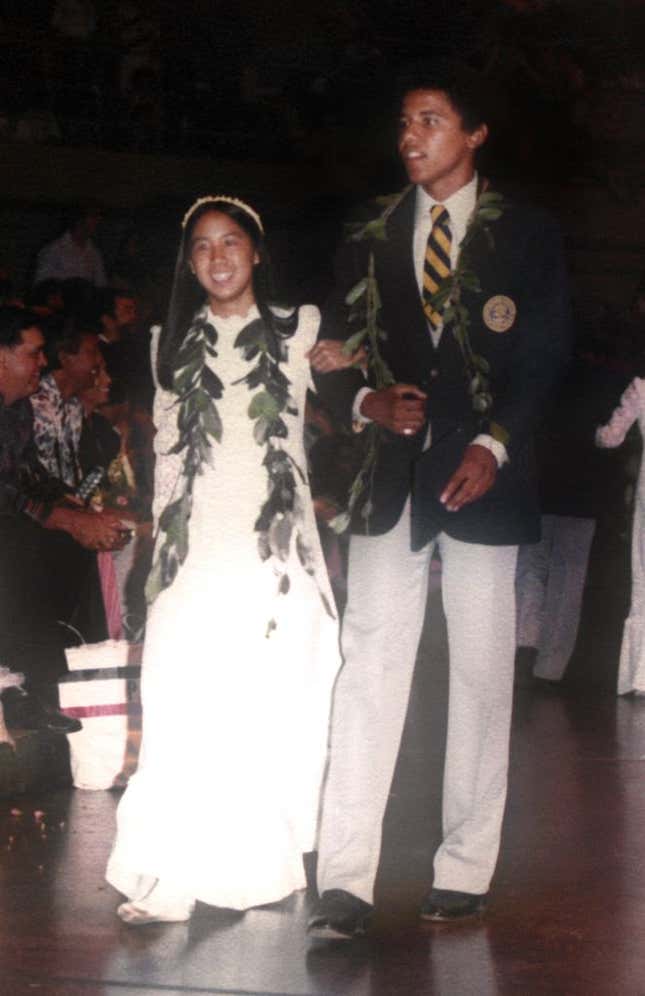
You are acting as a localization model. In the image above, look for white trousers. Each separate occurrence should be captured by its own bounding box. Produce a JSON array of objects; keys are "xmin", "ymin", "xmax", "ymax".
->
[
  {"xmin": 316, "ymin": 502, "xmax": 518, "ymax": 903},
  {"xmin": 516, "ymin": 514, "xmax": 596, "ymax": 681}
]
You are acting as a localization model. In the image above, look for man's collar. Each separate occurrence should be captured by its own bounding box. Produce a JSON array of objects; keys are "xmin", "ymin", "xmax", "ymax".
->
[{"xmin": 415, "ymin": 173, "xmax": 478, "ymax": 218}]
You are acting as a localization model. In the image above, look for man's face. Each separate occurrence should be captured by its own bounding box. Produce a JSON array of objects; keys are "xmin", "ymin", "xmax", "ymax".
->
[
  {"xmin": 0, "ymin": 326, "xmax": 47, "ymax": 404},
  {"xmin": 60, "ymin": 333, "xmax": 102, "ymax": 394},
  {"xmin": 114, "ymin": 295, "xmax": 137, "ymax": 329},
  {"xmin": 397, "ymin": 89, "xmax": 487, "ymax": 201}
]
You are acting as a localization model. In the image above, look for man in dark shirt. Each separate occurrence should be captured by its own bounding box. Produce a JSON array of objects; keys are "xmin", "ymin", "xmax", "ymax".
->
[{"xmin": 0, "ymin": 306, "xmax": 128, "ymax": 733}]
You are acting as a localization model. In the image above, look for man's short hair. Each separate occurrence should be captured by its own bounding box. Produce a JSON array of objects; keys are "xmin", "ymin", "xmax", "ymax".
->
[
  {"xmin": 96, "ymin": 286, "xmax": 134, "ymax": 320},
  {"xmin": 46, "ymin": 315, "xmax": 99, "ymax": 369},
  {"xmin": 0, "ymin": 306, "xmax": 42, "ymax": 349},
  {"xmin": 394, "ymin": 59, "xmax": 492, "ymax": 133}
]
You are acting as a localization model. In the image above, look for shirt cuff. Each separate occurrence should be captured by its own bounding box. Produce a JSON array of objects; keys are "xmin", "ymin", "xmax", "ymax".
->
[
  {"xmin": 352, "ymin": 388, "xmax": 374, "ymax": 432},
  {"xmin": 2, "ymin": 483, "xmax": 51, "ymax": 524},
  {"xmin": 472, "ymin": 433, "xmax": 508, "ymax": 467}
]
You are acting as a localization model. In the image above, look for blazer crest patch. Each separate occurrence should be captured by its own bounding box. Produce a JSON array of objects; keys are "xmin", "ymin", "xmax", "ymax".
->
[{"xmin": 483, "ymin": 295, "xmax": 516, "ymax": 333}]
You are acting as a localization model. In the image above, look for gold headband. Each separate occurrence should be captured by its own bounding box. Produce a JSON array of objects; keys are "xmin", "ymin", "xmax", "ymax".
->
[{"xmin": 181, "ymin": 196, "xmax": 264, "ymax": 234}]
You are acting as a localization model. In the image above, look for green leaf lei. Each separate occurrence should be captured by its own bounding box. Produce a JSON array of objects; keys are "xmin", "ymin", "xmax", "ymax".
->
[
  {"xmin": 331, "ymin": 183, "xmax": 506, "ymax": 534},
  {"xmin": 145, "ymin": 314, "xmax": 223, "ymax": 603},
  {"xmin": 146, "ymin": 310, "xmax": 334, "ymax": 626}
]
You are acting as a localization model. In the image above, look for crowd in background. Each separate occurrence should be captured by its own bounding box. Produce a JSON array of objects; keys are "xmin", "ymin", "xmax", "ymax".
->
[
  {"xmin": 0, "ymin": 0, "xmax": 643, "ymax": 191},
  {"xmin": 0, "ymin": 0, "xmax": 643, "ymax": 740},
  {"xmin": 0, "ymin": 199, "xmax": 644, "ymax": 707},
  {"xmin": 0, "ymin": 202, "xmax": 362, "ymax": 731},
  {"xmin": 0, "ymin": 207, "xmax": 157, "ymax": 733}
]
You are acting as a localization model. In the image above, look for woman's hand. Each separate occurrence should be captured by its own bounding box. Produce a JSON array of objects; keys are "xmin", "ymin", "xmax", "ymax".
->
[{"xmin": 308, "ymin": 339, "xmax": 367, "ymax": 373}]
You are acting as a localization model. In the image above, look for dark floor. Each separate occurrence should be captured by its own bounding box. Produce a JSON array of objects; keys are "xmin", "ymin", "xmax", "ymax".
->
[{"xmin": 1, "ymin": 524, "xmax": 642, "ymax": 996}]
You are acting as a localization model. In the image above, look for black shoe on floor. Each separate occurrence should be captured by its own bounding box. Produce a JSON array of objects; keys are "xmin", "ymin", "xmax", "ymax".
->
[
  {"xmin": 419, "ymin": 888, "xmax": 488, "ymax": 922},
  {"xmin": 1, "ymin": 688, "xmax": 82, "ymax": 735},
  {"xmin": 307, "ymin": 889, "xmax": 373, "ymax": 940}
]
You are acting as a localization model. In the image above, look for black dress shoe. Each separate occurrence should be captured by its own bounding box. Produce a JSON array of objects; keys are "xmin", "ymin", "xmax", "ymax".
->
[
  {"xmin": 307, "ymin": 889, "xmax": 373, "ymax": 940},
  {"xmin": 419, "ymin": 888, "xmax": 488, "ymax": 922},
  {"xmin": 1, "ymin": 688, "xmax": 82, "ymax": 735}
]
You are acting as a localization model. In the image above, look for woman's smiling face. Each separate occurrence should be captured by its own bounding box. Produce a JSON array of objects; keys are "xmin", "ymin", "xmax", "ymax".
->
[{"xmin": 188, "ymin": 211, "xmax": 259, "ymax": 317}]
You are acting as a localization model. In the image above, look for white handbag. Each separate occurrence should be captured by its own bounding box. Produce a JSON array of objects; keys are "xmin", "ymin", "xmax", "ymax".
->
[{"xmin": 58, "ymin": 639, "xmax": 143, "ymax": 790}]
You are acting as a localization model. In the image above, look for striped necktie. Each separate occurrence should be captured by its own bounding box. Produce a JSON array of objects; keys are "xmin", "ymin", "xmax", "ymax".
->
[{"xmin": 422, "ymin": 204, "xmax": 452, "ymax": 331}]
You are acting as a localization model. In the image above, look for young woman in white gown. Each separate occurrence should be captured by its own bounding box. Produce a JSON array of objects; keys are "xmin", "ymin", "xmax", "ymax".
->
[{"xmin": 106, "ymin": 195, "xmax": 342, "ymax": 923}]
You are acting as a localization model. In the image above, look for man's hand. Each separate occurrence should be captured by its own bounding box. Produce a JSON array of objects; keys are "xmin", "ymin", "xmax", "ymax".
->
[
  {"xmin": 313, "ymin": 496, "xmax": 340, "ymax": 524},
  {"xmin": 45, "ymin": 506, "xmax": 131, "ymax": 551},
  {"xmin": 307, "ymin": 339, "xmax": 367, "ymax": 373},
  {"xmin": 360, "ymin": 384, "xmax": 427, "ymax": 436},
  {"xmin": 440, "ymin": 444, "xmax": 497, "ymax": 512}
]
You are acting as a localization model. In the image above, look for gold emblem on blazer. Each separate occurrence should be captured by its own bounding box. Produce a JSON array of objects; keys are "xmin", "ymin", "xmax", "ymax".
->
[{"xmin": 483, "ymin": 295, "xmax": 516, "ymax": 333}]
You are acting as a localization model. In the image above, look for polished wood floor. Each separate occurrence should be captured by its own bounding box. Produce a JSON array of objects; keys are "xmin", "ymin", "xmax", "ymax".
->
[{"xmin": 1, "ymin": 527, "xmax": 643, "ymax": 995}]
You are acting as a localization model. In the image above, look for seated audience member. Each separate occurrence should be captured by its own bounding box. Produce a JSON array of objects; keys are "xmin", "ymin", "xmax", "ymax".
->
[
  {"xmin": 95, "ymin": 287, "xmax": 141, "ymax": 397},
  {"xmin": 24, "ymin": 280, "xmax": 66, "ymax": 346},
  {"xmin": 33, "ymin": 205, "xmax": 107, "ymax": 288},
  {"xmin": 31, "ymin": 318, "xmax": 114, "ymax": 643},
  {"xmin": 82, "ymin": 376, "xmax": 155, "ymax": 634},
  {"xmin": 0, "ymin": 307, "xmax": 129, "ymax": 733},
  {"xmin": 97, "ymin": 287, "xmax": 138, "ymax": 347},
  {"xmin": 78, "ymin": 360, "xmax": 126, "ymax": 639},
  {"xmin": 31, "ymin": 316, "xmax": 103, "ymax": 487},
  {"xmin": 78, "ymin": 359, "xmax": 121, "ymax": 475},
  {"xmin": 26, "ymin": 279, "xmax": 65, "ymax": 317}
]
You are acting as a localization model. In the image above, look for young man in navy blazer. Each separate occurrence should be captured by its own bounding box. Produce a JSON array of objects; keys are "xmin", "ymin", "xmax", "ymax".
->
[{"xmin": 308, "ymin": 60, "xmax": 571, "ymax": 936}]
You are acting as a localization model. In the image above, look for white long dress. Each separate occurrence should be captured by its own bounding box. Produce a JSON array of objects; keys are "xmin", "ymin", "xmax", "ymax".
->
[
  {"xmin": 106, "ymin": 304, "xmax": 341, "ymax": 910},
  {"xmin": 597, "ymin": 377, "xmax": 645, "ymax": 694}
]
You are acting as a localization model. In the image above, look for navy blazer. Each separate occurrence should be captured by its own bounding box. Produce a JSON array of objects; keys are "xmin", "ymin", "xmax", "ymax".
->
[{"xmin": 315, "ymin": 185, "xmax": 571, "ymax": 547}]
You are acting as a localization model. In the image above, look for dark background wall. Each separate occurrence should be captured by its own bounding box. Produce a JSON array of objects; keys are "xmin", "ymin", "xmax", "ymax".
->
[{"xmin": 1, "ymin": 0, "xmax": 644, "ymax": 324}]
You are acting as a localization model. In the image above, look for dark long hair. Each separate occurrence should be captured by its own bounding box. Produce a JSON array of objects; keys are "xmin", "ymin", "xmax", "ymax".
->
[{"xmin": 157, "ymin": 198, "xmax": 294, "ymax": 391}]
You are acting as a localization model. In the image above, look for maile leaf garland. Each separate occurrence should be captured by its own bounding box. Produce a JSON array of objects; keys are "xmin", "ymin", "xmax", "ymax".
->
[
  {"xmin": 233, "ymin": 317, "xmax": 335, "ymax": 622},
  {"xmin": 146, "ymin": 310, "xmax": 335, "ymax": 626},
  {"xmin": 424, "ymin": 186, "xmax": 505, "ymax": 416},
  {"xmin": 145, "ymin": 315, "xmax": 223, "ymax": 604}
]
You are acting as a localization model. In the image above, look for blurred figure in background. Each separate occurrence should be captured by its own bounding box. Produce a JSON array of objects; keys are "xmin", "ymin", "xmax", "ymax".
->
[
  {"xmin": 597, "ymin": 375, "xmax": 645, "ymax": 694},
  {"xmin": 34, "ymin": 205, "xmax": 106, "ymax": 288}
]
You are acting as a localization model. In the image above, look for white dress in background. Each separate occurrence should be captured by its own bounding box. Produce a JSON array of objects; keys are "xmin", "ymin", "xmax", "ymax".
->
[
  {"xmin": 106, "ymin": 304, "xmax": 341, "ymax": 910},
  {"xmin": 596, "ymin": 377, "xmax": 645, "ymax": 694}
]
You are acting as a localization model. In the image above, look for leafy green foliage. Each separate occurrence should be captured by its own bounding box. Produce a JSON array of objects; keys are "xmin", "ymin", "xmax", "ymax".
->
[
  {"xmin": 146, "ymin": 309, "xmax": 335, "ymax": 626},
  {"xmin": 146, "ymin": 318, "xmax": 224, "ymax": 605},
  {"xmin": 232, "ymin": 314, "xmax": 335, "ymax": 623}
]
